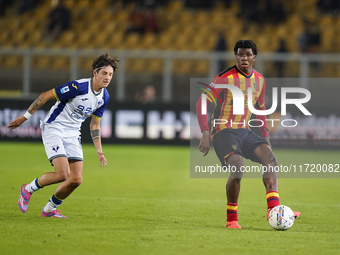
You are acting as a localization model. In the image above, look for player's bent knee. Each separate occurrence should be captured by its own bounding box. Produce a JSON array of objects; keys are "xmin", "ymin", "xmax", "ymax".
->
[
  {"xmin": 262, "ymin": 153, "xmax": 278, "ymax": 167},
  {"xmin": 69, "ymin": 176, "xmax": 83, "ymax": 188},
  {"xmin": 56, "ymin": 171, "xmax": 69, "ymax": 182},
  {"xmin": 270, "ymin": 156, "xmax": 278, "ymax": 166}
]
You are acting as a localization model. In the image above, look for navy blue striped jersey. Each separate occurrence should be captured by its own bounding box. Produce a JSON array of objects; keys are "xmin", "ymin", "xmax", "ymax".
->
[{"xmin": 42, "ymin": 78, "xmax": 109, "ymax": 137}]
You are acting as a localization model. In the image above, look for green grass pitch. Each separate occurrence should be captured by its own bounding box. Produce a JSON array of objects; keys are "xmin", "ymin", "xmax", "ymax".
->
[{"xmin": 0, "ymin": 142, "xmax": 339, "ymax": 255}]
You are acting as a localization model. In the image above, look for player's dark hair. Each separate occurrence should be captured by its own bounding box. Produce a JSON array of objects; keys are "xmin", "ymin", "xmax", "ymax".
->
[
  {"xmin": 92, "ymin": 52, "xmax": 119, "ymax": 76},
  {"xmin": 233, "ymin": 40, "xmax": 258, "ymax": 55}
]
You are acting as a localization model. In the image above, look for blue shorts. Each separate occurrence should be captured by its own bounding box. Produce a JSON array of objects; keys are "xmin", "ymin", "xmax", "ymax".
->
[{"xmin": 212, "ymin": 128, "xmax": 268, "ymax": 165}]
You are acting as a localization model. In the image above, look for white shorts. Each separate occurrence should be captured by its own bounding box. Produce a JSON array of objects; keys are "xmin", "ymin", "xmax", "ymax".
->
[{"xmin": 42, "ymin": 130, "xmax": 83, "ymax": 163}]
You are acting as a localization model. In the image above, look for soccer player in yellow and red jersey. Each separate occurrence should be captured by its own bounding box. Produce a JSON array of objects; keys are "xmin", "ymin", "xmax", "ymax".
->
[{"xmin": 196, "ymin": 40, "xmax": 300, "ymax": 229}]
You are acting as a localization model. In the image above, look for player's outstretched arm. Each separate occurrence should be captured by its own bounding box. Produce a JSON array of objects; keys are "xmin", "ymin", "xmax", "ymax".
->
[
  {"xmin": 90, "ymin": 116, "xmax": 107, "ymax": 167},
  {"xmin": 198, "ymin": 130, "xmax": 210, "ymax": 156},
  {"xmin": 8, "ymin": 89, "xmax": 55, "ymax": 130}
]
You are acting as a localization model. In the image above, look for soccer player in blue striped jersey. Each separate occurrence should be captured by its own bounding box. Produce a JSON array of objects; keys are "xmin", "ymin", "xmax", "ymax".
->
[{"xmin": 8, "ymin": 53, "xmax": 119, "ymax": 218}]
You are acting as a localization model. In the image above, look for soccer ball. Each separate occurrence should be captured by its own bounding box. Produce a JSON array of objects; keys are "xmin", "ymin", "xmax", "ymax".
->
[{"xmin": 268, "ymin": 205, "xmax": 295, "ymax": 231}]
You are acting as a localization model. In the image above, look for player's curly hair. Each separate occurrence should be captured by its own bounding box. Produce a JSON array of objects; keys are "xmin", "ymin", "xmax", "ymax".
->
[
  {"xmin": 92, "ymin": 52, "xmax": 119, "ymax": 75},
  {"xmin": 233, "ymin": 40, "xmax": 258, "ymax": 55}
]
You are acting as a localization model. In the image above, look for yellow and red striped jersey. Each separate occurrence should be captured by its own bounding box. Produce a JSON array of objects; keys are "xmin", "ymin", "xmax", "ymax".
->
[{"xmin": 196, "ymin": 64, "xmax": 268, "ymax": 139}]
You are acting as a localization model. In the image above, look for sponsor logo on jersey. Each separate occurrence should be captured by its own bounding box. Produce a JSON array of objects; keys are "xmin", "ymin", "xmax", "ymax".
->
[{"xmin": 60, "ymin": 86, "xmax": 70, "ymax": 94}]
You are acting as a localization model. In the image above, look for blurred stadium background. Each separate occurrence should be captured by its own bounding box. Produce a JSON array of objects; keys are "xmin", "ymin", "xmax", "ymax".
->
[
  {"xmin": 0, "ymin": 0, "xmax": 340, "ymax": 147},
  {"xmin": 1, "ymin": 3, "xmax": 340, "ymax": 253}
]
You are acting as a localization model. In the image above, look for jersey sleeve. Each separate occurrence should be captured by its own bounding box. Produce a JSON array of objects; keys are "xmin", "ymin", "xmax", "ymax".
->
[
  {"xmin": 92, "ymin": 89, "xmax": 109, "ymax": 119},
  {"xmin": 196, "ymin": 94, "xmax": 209, "ymax": 131},
  {"xmin": 53, "ymin": 81, "xmax": 80, "ymax": 101},
  {"xmin": 196, "ymin": 76, "xmax": 225, "ymax": 132},
  {"xmin": 204, "ymin": 76, "xmax": 225, "ymax": 103}
]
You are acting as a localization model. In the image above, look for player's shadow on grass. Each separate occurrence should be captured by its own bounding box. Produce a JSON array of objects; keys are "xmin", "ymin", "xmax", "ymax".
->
[
  {"xmin": 216, "ymin": 226, "xmax": 273, "ymax": 231},
  {"xmin": 240, "ymin": 226, "xmax": 273, "ymax": 231}
]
